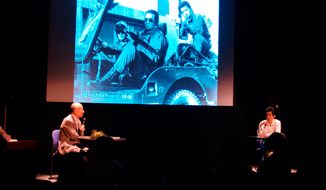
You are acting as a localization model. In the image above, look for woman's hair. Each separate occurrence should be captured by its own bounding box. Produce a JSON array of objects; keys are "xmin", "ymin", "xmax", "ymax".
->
[{"xmin": 178, "ymin": 1, "xmax": 193, "ymax": 13}]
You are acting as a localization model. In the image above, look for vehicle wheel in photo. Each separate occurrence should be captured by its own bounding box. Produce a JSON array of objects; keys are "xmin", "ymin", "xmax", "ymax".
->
[{"xmin": 164, "ymin": 89, "xmax": 201, "ymax": 105}]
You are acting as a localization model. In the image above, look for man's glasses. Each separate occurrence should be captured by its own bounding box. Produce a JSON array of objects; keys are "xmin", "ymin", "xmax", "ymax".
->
[
  {"xmin": 144, "ymin": 18, "xmax": 154, "ymax": 23},
  {"xmin": 115, "ymin": 28, "xmax": 127, "ymax": 34},
  {"xmin": 116, "ymin": 30, "xmax": 126, "ymax": 34}
]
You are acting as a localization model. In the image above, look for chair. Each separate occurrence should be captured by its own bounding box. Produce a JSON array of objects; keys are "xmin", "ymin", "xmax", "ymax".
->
[
  {"xmin": 159, "ymin": 22, "xmax": 167, "ymax": 36},
  {"xmin": 49, "ymin": 129, "xmax": 60, "ymax": 179}
]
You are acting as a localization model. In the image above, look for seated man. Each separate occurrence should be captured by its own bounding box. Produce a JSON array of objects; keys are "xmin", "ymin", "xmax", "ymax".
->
[
  {"xmin": 88, "ymin": 10, "xmax": 168, "ymax": 88},
  {"xmin": 58, "ymin": 102, "xmax": 92, "ymax": 159},
  {"xmin": 257, "ymin": 106, "xmax": 281, "ymax": 137},
  {"xmin": 257, "ymin": 106, "xmax": 281, "ymax": 160}
]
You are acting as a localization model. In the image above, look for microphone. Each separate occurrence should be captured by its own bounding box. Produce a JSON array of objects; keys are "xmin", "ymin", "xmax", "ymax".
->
[{"xmin": 79, "ymin": 118, "xmax": 86, "ymax": 136}]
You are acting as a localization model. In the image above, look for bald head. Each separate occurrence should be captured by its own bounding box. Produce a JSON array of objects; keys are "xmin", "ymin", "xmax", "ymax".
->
[
  {"xmin": 71, "ymin": 102, "xmax": 82, "ymax": 111},
  {"xmin": 71, "ymin": 102, "xmax": 84, "ymax": 119}
]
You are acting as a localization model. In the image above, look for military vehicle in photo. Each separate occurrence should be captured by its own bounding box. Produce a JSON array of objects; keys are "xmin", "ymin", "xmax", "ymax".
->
[{"xmin": 74, "ymin": 0, "xmax": 218, "ymax": 105}]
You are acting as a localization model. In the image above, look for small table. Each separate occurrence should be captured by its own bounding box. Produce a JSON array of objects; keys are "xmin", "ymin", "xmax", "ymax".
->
[
  {"xmin": 78, "ymin": 136, "xmax": 127, "ymax": 142},
  {"xmin": 247, "ymin": 135, "xmax": 268, "ymax": 140}
]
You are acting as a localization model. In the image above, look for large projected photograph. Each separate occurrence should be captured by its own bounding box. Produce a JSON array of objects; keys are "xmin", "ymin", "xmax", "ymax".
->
[{"xmin": 74, "ymin": 0, "xmax": 219, "ymax": 105}]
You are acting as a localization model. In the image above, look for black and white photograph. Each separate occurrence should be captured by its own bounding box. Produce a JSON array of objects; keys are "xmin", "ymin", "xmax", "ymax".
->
[{"xmin": 73, "ymin": 0, "xmax": 219, "ymax": 105}]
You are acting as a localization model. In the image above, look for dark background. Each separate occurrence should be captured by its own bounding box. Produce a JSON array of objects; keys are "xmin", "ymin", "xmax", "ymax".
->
[{"xmin": 1, "ymin": 0, "xmax": 323, "ymax": 170}]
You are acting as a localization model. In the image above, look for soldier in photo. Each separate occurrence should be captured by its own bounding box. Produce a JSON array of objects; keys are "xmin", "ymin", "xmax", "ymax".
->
[
  {"xmin": 88, "ymin": 9, "xmax": 168, "ymax": 88},
  {"xmin": 178, "ymin": 1, "xmax": 211, "ymax": 56}
]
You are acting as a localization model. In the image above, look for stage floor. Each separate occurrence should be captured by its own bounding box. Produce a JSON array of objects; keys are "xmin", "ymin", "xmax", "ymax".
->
[{"xmin": 35, "ymin": 166, "xmax": 298, "ymax": 183}]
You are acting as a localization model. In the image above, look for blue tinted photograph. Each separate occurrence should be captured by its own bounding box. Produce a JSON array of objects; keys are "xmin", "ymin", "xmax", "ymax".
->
[{"xmin": 74, "ymin": 0, "xmax": 218, "ymax": 105}]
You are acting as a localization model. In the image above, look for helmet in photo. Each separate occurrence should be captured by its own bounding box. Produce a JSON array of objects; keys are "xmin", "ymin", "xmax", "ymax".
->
[{"xmin": 114, "ymin": 21, "xmax": 128, "ymax": 33}]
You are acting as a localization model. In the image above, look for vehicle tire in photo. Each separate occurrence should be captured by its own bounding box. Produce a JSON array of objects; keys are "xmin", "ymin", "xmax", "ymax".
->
[{"xmin": 164, "ymin": 89, "xmax": 201, "ymax": 105}]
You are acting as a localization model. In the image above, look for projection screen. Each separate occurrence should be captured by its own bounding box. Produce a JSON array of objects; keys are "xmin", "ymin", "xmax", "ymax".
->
[{"xmin": 46, "ymin": 0, "xmax": 234, "ymax": 106}]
